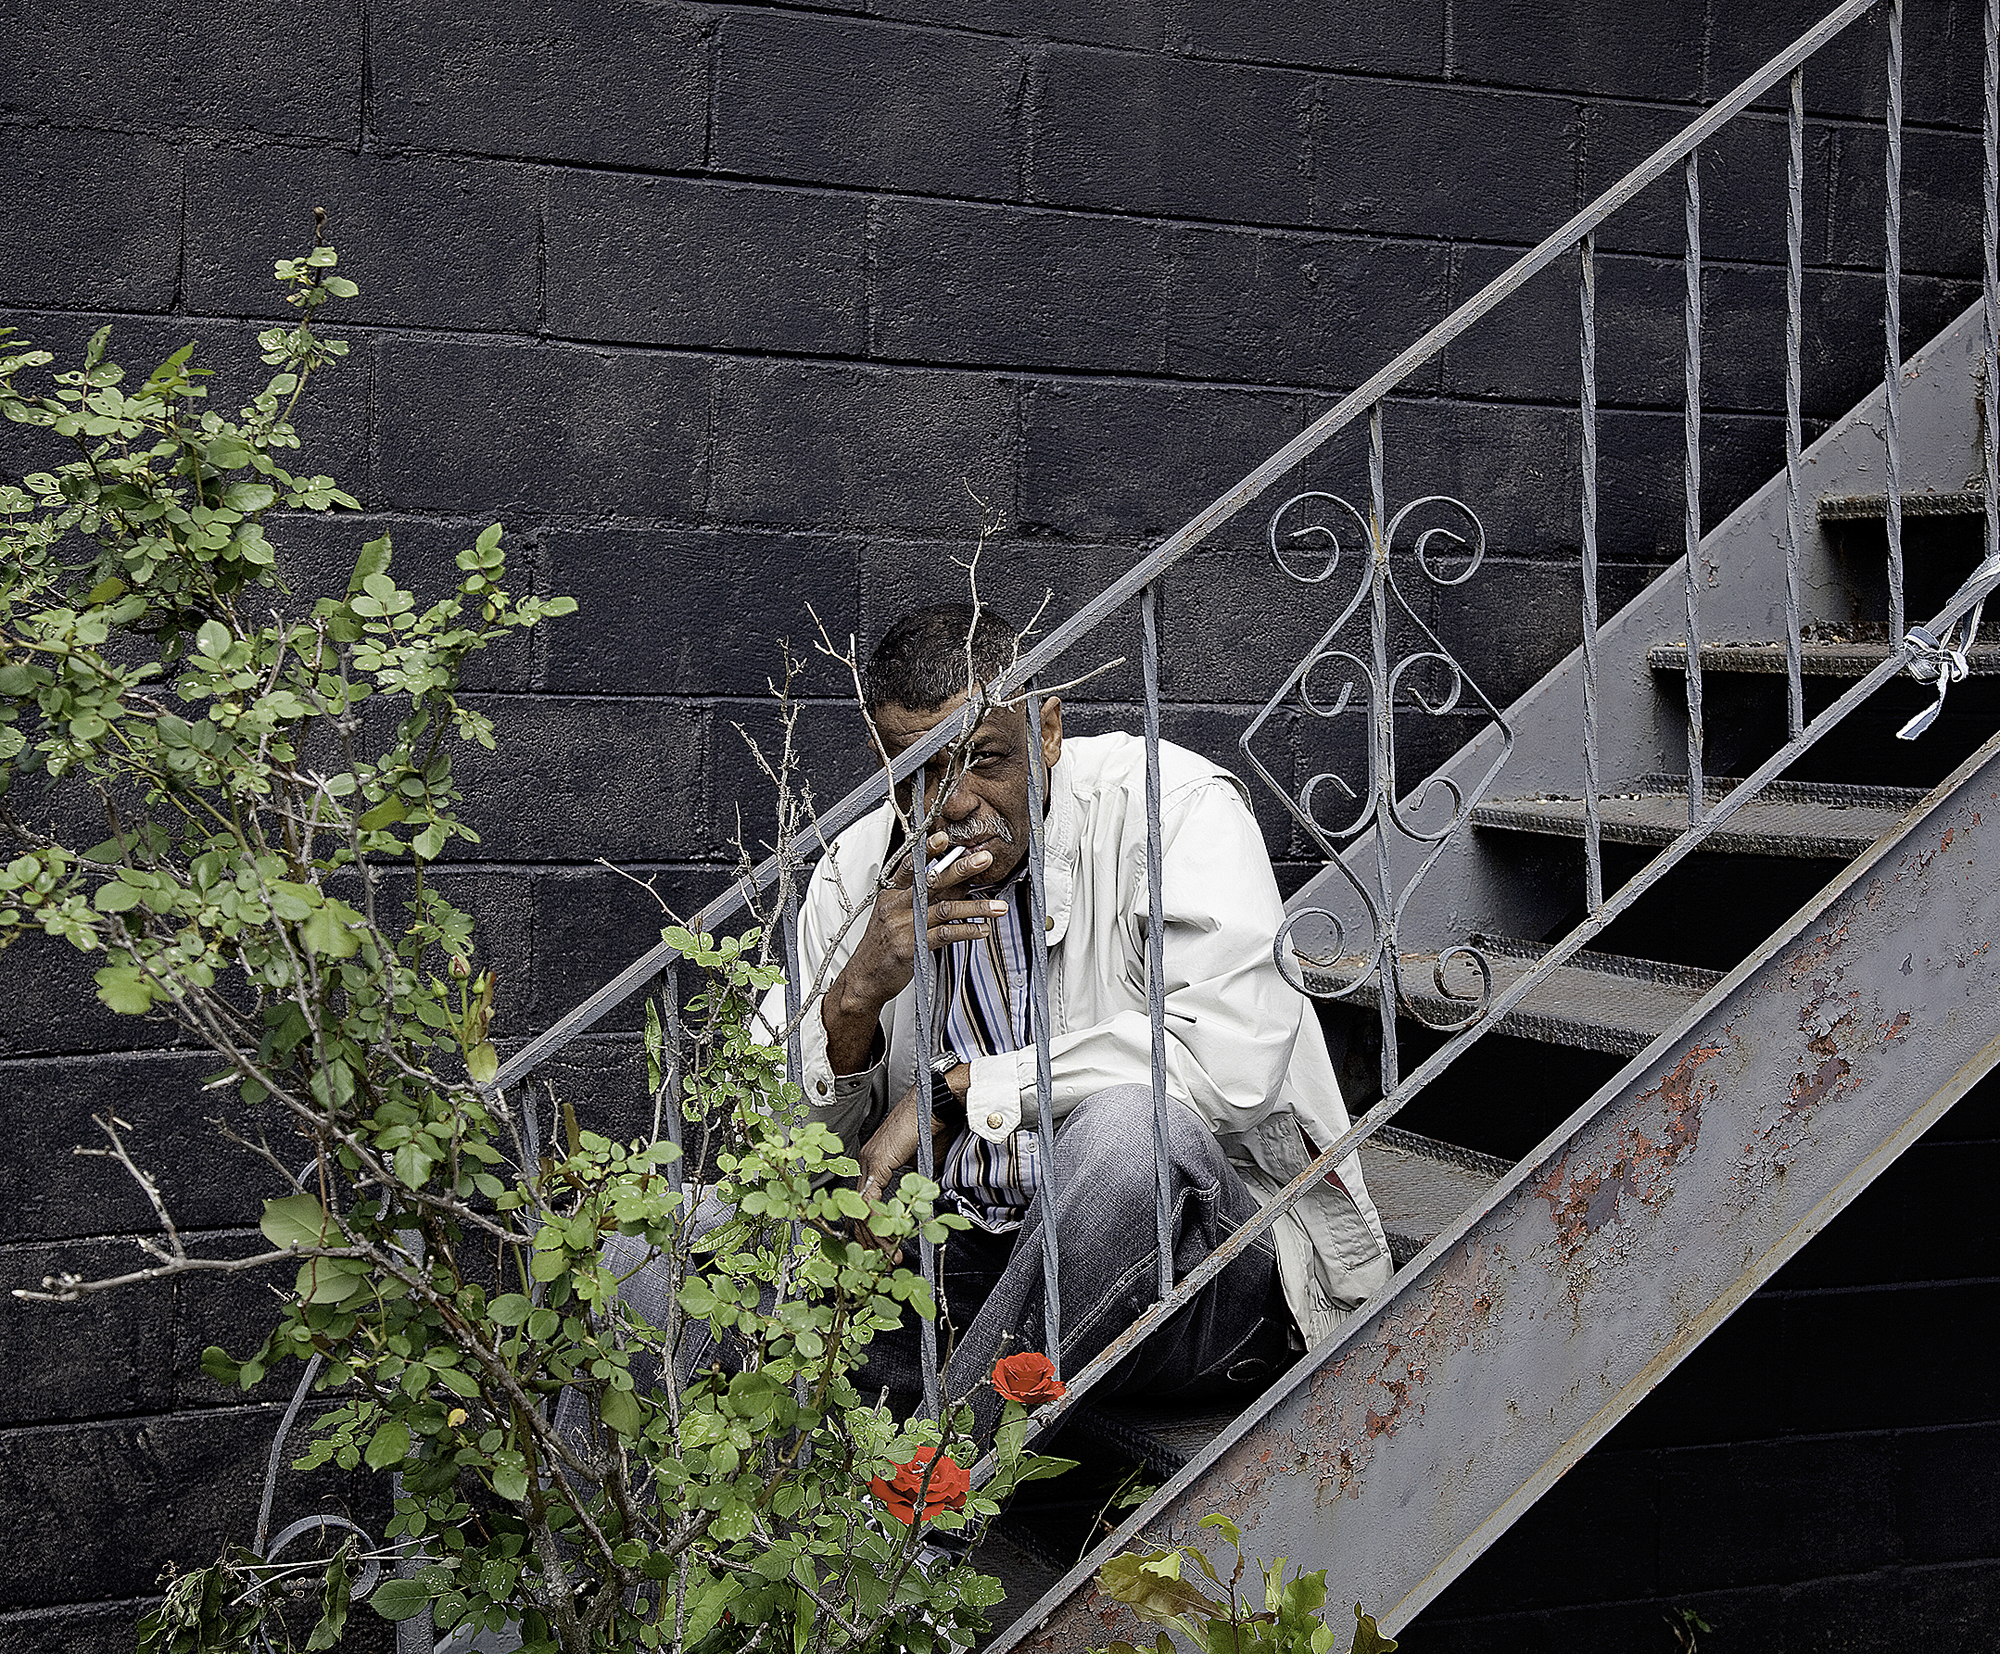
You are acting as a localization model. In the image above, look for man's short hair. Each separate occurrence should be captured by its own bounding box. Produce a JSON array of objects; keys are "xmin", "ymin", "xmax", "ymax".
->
[{"xmin": 861, "ymin": 603, "xmax": 1020, "ymax": 713}]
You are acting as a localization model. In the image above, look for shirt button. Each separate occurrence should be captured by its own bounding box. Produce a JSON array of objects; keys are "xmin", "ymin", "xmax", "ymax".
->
[
  {"xmin": 1044, "ymin": 915, "xmax": 1055, "ymax": 932},
  {"xmin": 986, "ymin": 1112, "xmax": 1005, "ymax": 1130},
  {"xmin": 815, "ymin": 1079, "xmax": 828, "ymax": 1095}
]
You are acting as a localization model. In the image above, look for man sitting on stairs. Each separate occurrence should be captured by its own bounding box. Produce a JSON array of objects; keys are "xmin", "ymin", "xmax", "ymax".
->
[{"xmin": 772, "ymin": 601, "xmax": 1393, "ymax": 1426}]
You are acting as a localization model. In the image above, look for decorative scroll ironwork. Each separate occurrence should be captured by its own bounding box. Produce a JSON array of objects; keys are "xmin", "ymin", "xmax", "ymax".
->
[{"xmin": 1238, "ymin": 444, "xmax": 1514, "ymax": 1091}]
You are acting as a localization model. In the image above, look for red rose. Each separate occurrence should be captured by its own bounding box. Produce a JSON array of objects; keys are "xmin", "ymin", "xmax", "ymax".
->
[
  {"xmin": 992, "ymin": 1351, "xmax": 1067, "ymax": 1407},
  {"xmin": 869, "ymin": 1445, "xmax": 971, "ymax": 1527}
]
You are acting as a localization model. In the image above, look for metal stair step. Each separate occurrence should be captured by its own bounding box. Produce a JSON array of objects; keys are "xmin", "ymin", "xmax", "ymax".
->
[
  {"xmin": 1299, "ymin": 935, "xmax": 1722, "ymax": 1058},
  {"xmin": 1647, "ymin": 639, "xmax": 2000, "ymax": 677},
  {"xmin": 1358, "ymin": 1124, "xmax": 1513, "ymax": 1264},
  {"xmin": 1470, "ymin": 774, "xmax": 1924, "ymax": 858},
  {"xmin": 1816, "ymin": 486, "xmax": 1986, "ymax": 521}
]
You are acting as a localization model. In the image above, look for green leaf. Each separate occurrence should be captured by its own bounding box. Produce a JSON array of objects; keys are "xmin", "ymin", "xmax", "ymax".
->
[
  {"xmin": 1348, "ymin": 1606, "xmax": 1398, "ymax": 1654},
  {"xmin": 85, "ymin": 575, "xmax": 128, "ymax": 605},
  {"xmin": 1199, "ymin": 1513, "xmax": 1242, "ymax": 1549},
  {"xmin": 600, "ymin": 1385, "xmax": 643, "ymax": 1439},
  {"xmin": 369, "ymin": 1578, "xmax": 434, "ymax": 1622},
  {"xmin": 224, "ymin": 481, "xmax": 277, "ymax": 513},
  {"xmin": 365, "ymin": 1417, "xmax": 412, "ymax": 1471},
  {"xmin": 1098, "ymin": 1550, "xmax": 1219, "ymax": 1630},
  {"xmin": 205, "ymin": 434, "xmax": 253, "ymax": 468},
  {"xmin": 358, "ymin": 796, "xmax": 407, "ymax": 830},
  {"xmin": 93, "ymin": 965, "xmax": 155, "ymax": 1015},
  {"xmin": 92, "ymin": 880, "xmax": 145, "ymax": 912},
  {"xmin": 296, "ymin": 1256, "xmax": 369, "ymax": 1305},
  {"xmin": 466, "ymin": 1042, "xmax": 498, "ymax": 1084},
  {"xmin": 412, "ymin": 822, "xmax": 446, "ymax": 861},
  {"xmin": 394, "ymin": 1145, "xmax": 436, "ymax": 1189},
  {"xmin": 194, "ymin": 618, "xmax": 231, "ymax": 659},
  {"xmin": 1009, "ymin": 1454, "xmax": 1079, "ymax": 1486},
  {"xmin": 492, "ymin": 1463, "xmax": 530, "ymax": 1503},
  {"xmin": 305, "ymin": 1545, "xmax": 352, "ymax": 1651},
  {"xmin": 199, "ymin": 1345, "xmax": 242, "ymax": 1386},
  {"xmin": 488, "ymin": 1293, "xmax": 533, "ymax": 1327},
  {"xmin": 0, "ymin": 727, "xmax": 23, "ymax": 761},
  {"xmin": 434, "ymin": 1364, "xmax": 480, "ymax": 1398},
  {"xmin": 260, "ymin": 1192, "xmax": 331, "ymax": 1250},
  {"xmin": 528, "ymin": 1249, "xmax": 567, "ymax": 1283},
  {"xmin": 301, "ymin": 901, "xmax": 360, "ymax": 958},
  {"xmin": 348, "ymin": 535, "xmax": 393, "ymax": 596}
]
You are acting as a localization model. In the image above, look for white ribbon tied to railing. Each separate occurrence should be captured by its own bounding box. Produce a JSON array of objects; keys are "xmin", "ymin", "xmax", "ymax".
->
[{"xmin": 1898, "ymin": 613, "xmax": 1981, "ymax": 739}]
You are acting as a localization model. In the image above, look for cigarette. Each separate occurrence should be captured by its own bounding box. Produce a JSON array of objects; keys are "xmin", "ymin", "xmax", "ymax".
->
[{"xmin": 927, "ymin": 845, "xmax": 969, "ymax": 884}]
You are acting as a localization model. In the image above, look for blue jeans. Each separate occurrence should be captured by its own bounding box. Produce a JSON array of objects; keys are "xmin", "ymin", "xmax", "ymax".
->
[
  {"xmin": 560, "ymin": 1085, "xmax": 1288, "ymax": 1444},
  {"xmin": 860, "ymin": 1084, "xmax": 1288, "ymax": 1433}
]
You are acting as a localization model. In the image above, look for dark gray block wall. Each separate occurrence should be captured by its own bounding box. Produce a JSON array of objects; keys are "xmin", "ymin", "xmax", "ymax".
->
[{"xmin": 0, "ymin": 1, "xmax": 1992, "ymax": 1647}]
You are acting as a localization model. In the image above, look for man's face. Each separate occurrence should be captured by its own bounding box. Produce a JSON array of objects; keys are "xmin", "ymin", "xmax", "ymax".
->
[{"xmin": 872, "ymin": 693, "xmax": 1064, "ymax": 887}]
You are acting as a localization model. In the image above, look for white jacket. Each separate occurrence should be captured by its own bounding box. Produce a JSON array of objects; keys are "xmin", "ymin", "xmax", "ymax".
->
[{"xmin": 782, "ymin": 732, "xmax": 1393, "ymax": 1345}]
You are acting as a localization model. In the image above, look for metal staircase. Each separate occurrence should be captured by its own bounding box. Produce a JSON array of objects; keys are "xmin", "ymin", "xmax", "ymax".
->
[
  {"xmin": 981, "ymin": 289, "xmax": 2000, "ymax": 1648},
  {"xmin": 409, "ymin": 0, "xmax": 2000, "ymax": 1646}
]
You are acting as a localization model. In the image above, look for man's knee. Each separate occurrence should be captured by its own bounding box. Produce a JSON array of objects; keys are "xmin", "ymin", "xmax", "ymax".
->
[{"xmin": 1056, "ymin": 1084, "xmax": 1214, "ymax": 1202}]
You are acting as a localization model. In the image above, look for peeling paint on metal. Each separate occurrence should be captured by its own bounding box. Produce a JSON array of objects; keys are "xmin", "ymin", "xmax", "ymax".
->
[{"xmin": 1531, "ymin": 1041, "xmax": 1720, "ymax": 1261}]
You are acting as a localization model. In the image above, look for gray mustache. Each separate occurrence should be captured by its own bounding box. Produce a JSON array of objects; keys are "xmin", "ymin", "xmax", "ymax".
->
[{"xmin": 946, "ymin": 813, "xmax": 1016, "ymax": 847}]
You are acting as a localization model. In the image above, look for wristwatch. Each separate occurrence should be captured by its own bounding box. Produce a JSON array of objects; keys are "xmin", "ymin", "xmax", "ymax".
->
[{"xmin": 929, "ymin": 1051, "xmax": 967, "ymax": 1132}]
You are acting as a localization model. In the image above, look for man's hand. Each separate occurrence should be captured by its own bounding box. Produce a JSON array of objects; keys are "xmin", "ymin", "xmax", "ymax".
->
[
  {"xmin": 821, "ymin": 832, "xmax": 1008, "ymax": 1075},
  {"xmin": 853, "ymin": 1066, "xmax": 967, "ymax": 1256}
]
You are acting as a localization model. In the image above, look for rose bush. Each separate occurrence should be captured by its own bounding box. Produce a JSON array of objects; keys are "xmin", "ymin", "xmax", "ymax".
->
[{"xmin": 1, "ymin": 245, "xmax": 1076, "ymax": 1654}]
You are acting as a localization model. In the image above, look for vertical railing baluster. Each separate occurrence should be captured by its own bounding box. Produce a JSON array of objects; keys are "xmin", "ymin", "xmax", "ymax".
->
[
  {"xmin": 519, "ymin": 1077, "xmax": 542, "ymax": 1170},
  {"xmin": 904, "ymin": 792, "xmax": 945, "ymax": 1420},
  {"xmin": 1683, "ymin": 150, "xmax": 1707, "ymax": 823},
  {"xmin": 1022, "ymin": 690, "xmax": 1065, "ymax": 1371},
  {"xmin": 1578, "ymin": 232, "xmax": 1605, "ymax": 913},
  {"xmin": 1139, "ymin": 583, "xmax": 1174, "ymax": 1303},
  {"xmin": 1985, "ymin": 0, "xmax": 2000, "ymax": 594},
  {"xmin": 1885, "ymin": 0, "xmax": 1907, "ymax": 642},
  {"xmin": 1367, "ymin": 403, "xmax": 1399, "ymax": 1100},
  {"xmin": 1783, "ymin": 67, "xmax": 1808, "ymax": 739}
]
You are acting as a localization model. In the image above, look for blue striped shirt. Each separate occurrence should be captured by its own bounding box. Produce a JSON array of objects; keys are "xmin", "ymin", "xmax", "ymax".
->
[{"xmin": 935, "ymin": 869, "xmax": 1040, "ymax": 1232}]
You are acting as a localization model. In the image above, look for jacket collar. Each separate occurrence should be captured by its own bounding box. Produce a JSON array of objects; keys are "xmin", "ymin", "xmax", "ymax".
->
[{"xmin": 1034, "ymin": 751, "xmax": 1077, "ymax": 946}]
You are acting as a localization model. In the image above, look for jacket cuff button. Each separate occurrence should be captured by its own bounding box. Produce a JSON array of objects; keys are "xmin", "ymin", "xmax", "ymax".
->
[
  {"xmin": 986, "ymin": 1112, "xmax": 1005, "ymax": 1130},
  {"xmin": 815, "ymin": 1079, "xmax": 828, "ymax": 1095}
]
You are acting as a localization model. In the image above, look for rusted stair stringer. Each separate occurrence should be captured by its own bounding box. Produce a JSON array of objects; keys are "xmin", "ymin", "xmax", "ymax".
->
[{"xmin": 993, "ymin": 726, "xmax": 2000, "ymax": 1651}]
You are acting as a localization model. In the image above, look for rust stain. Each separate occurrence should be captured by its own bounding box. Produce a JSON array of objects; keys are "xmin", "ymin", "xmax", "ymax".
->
[
  {"xmin": 1784, "ymin": 919, "xmax": 1850, "ymax": 986},
  {"xmin": 1790, "ymin": 1052, "xmax": 1850, "ymax": 1106},
  {"xmin": 1881, "ymin": 1011, "xmax": 1911, "ymax": 1042},
  {"xmin": 1787, "ymin": 974, "xmax": 1861, "ymax": 1116},
  {"xmin": 1532, "ymin": 1041, "xmax": 1720, "ymax": 1259}
]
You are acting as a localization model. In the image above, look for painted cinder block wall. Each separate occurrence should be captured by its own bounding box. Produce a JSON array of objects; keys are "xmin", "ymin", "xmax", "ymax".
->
[{"xmin": 1, "ymin": 1, "xmax": 1994, "ymax": 1646}]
